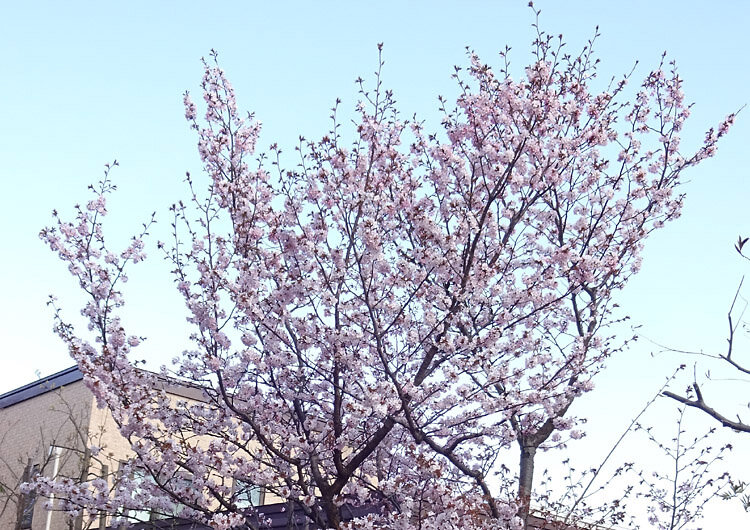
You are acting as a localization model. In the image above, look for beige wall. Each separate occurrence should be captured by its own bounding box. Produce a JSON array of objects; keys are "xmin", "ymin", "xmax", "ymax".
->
[
  {"xmin": 1, "ymin": 376, "xmax": 277, "ymax": 530},
  {"xmin": 0, "ymin": 379, "xmax": 96, "ymax": 530}
]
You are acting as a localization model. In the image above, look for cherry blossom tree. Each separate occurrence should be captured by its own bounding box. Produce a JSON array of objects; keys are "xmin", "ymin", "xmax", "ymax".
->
[{"xmin": 39, "ymin": 15, "xmax": 735, "ymax": 530}]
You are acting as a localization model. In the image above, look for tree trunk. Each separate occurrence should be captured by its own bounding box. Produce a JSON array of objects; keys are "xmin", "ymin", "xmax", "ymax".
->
[
  {"xmin": 518, "ymin": 442, "xmax": 537, "ymax": 530},
  {"xmin": 321, "ymin": 496, "xmax": 341, "ymax": 529}
]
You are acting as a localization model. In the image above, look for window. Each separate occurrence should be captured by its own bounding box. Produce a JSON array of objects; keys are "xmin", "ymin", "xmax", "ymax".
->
[
  {"xmin": 233, "ymin": 479, "xmax": 264, "ymax": 509},
  {"xmin": 120, "ymin": 463, "xmax": 193, "ymax": 522},
  {"xmin": 161, "ymin": 473, "xmax": 193, "ymax": 518},
  {"xmin": 126, "ymin": 467, "xmax": 155, "ymax": 522}
]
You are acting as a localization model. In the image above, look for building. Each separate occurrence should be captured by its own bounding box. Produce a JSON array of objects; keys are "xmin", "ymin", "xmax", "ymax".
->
[
  {"xmin": 0, "ymin": 366, "xmax": 219, "ymax": 530},
  {"xmin": 0, "ymin": 366, "xmax": 377, "ymax": 530},
  {"xmin": 2, "ymin": 367, "xmax": 104, "ymax": 530}
]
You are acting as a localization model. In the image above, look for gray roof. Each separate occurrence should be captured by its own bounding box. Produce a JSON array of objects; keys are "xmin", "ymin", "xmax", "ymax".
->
[
  {"xmin": 0, "ymin": 365, "xmax": 83, "ymax": 410},
  {"xmin": 0, "ymin": 364, "xmax": 210, "ymax": 411}
]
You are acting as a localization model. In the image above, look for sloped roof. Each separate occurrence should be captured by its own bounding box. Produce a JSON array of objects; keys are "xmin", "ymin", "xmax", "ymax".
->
[
  {"xmin": 0, "ymin": 365, "xmax": 209, "ymax": 410},
  {"xmin": 0, "ymin": 365, "xmax": 83, "ymax": 410}
]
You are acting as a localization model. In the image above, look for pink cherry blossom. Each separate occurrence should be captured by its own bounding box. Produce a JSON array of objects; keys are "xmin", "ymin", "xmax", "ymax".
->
[{"xmin": 38, "ymin": 25, "xmax": 734, "ymax": 530}]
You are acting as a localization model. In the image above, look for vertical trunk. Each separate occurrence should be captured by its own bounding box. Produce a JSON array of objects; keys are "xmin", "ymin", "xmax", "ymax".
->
[
  {"xmin": 518, "ymin": 442, "xmax": 537, "ymax": 530},
  {"xmin": 322, "ymin": 496, "xmax": 341, "ymax": 529},
  {"xmin": 98, "ymin": 464, "xmax": 109, "ymax": 530},
  {"xmin": 514, "ymin": 402, "xmax": 574, "ymax": 529},
  {"xmin": 15, "ymin": 459, "xmax": 32, "ymax": 530},
  {"xmin": 73, "ymin": 447, "xmax": 90, "ymax": 530}
]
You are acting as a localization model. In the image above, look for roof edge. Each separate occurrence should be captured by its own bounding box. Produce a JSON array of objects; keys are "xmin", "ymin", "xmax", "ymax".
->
[{"xmin": 0, "ymin": 366, "xmax": 83, "ymax": 409}]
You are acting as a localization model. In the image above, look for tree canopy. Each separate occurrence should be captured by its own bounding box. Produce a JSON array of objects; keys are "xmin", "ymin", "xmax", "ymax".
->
[{"xmin": 39, "ymin": 18, "xmax": 734, "ymax": 530}]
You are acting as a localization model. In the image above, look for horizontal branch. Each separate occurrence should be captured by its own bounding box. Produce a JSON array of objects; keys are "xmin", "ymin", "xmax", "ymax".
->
[{"xmin": 663, "ymin": 385, "xmax": 750, "ymax": 434}]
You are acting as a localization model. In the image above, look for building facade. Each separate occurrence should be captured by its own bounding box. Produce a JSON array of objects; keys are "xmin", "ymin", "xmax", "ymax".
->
[{"xmin": 0, "ymin": 367, "xmax": 222, "ymax": 530}]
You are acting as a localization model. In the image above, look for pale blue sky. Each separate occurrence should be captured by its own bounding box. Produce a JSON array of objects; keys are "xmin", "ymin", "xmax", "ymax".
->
[{"xmin": 1, "ymin": 1, "xmax": 749, "ymax": 525}]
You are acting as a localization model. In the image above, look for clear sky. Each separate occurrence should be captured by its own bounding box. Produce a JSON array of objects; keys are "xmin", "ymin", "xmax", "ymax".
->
[{"xmin": 1, "ymin": 1, "xmax": 749, "ymax": 526}]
